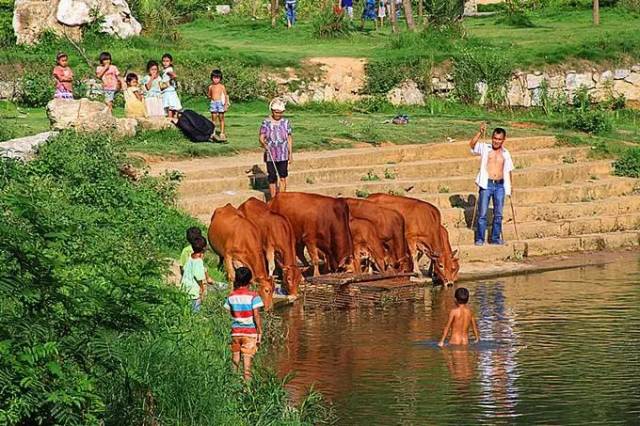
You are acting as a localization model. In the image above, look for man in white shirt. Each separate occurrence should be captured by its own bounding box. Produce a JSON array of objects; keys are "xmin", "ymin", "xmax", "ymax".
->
[{"xmin": 469, "ymin": 123, "xmax": 514, "ymax": 246}]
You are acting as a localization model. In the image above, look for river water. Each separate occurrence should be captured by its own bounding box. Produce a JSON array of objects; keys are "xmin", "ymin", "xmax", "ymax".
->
[{"xmin": 268, "ymin": 254, "xmax": 640, "ymax": 424}]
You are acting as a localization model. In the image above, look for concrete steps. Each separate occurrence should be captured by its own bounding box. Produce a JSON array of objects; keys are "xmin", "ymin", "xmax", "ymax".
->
[{"xmin": 148, "ymin": 135, "xmax": 640, "ymax": 267}]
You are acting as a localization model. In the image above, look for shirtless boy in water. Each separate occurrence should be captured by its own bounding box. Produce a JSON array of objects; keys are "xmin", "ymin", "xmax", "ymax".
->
[{"xmin": 438, "ymin": 287, "xmax": 480, "ymax": 347}]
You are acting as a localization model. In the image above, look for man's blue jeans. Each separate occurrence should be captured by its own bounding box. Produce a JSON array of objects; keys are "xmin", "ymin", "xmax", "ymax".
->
[{"xmin": 476, "ymin": 181, "xmax": 506, "ymax": 244}]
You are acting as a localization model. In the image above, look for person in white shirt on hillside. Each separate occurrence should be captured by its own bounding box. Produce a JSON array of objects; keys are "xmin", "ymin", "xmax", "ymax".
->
[{"xmin": 469, "ymin": 123, "xmax": 514, "ymax": 246}]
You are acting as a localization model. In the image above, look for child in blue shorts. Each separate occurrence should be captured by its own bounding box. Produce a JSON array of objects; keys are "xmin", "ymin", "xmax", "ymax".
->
[{"xmin": 208, "ymin": 69, "xmax": 230, "ymax": 141}]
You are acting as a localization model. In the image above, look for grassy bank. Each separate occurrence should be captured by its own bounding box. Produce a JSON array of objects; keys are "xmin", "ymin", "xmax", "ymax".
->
[
  {"xmin": 2, "ymin": 10, "xmax": 639, "ymax": 72},
  {"xmin": 2, "ymin": 97, "xmax": 639, "ymax": 160},
  {"xmin": 0, "ymin": 132, "xmax": 331, "ymax": 425}
]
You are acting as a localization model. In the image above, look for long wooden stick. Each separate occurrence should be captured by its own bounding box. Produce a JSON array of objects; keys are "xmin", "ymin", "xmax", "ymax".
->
[{"xmin": 509, "ymin": 195, "xmax": 520, "ymax": 241}]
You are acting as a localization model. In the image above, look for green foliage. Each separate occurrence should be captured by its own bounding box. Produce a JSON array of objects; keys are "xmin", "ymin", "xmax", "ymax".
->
[
  {"xmin": 496, "ymin": 0, "xmax": 536, "ymax": 27},
  {"xmin": 0, "ymin": 0, "xmax": 14, "ymax": 47},
  {"xmin": 613, "ymin": 147, "xmax": 640, "ymax": 177},
  {"xmin": 424, "ymin": 0, "xmax": 465, "ymax": 26},
  {"xmin": 618, "ymin": 0, "xmax": 640, "ymax": 12},
  {"xmin": 361, "ymin": 169, "xmax": 381, "ymax": 181},
  {"xmin": 565, "ymin": 88, "xmax": 613, "ymax": 134},
  {"xmin": 365, "ymin": 55, "xmax": 433, "ymax": 94},
  {"xmin": 312, "ymin": 4, "xmax": 354, "ymax": 38},
  {"xmin": 19, "ymin": 71, "xmax": 54, "ymax": 107},
  {"xmin": 0, "ymin": 132, "xmax": 330, "ymax": 425},
  {"xmin": 452, "ymin": 47, "xmax": 513, "ymax": 106}
]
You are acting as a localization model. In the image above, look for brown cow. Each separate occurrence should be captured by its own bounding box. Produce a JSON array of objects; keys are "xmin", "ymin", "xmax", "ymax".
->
[
  {"xmin": 367, "ymin": 193, "xmax": 460, "ymax": 284},
  {"xmin": 208, "ymin": 204, "xmax": 274, "ymax": 309},
  {"xmin": 238, "ymin": 197, "xmax": 303, "ymax": 296},
  {"xmin": 268, "ymin": 192, "xmax": 355, "ymax": 276},
  {"xmin": 345, "ymin": 198, "xmax": 412, "ymax": 272},
  {"xmin": 350, "ymin": 216, "xmax": 386, "ymax": 273}
]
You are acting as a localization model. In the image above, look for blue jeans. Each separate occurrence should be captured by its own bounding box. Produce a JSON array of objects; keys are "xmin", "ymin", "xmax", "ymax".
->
[
  {"xmin": 476, "ymin": 181, "xmax": 506, "ymax": 243},
  {"xmin": 285, "ymin": 3, "xmax": 296, "ymax": 24},
  {"xmin": 192, "ymin": 298, "xmax": 202, "ymax": 313}
]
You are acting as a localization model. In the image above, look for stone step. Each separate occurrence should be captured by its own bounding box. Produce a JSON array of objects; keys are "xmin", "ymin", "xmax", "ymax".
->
[
  {"xmin": 446, "ymin": 212, "xmax": 640, "ymax": 245},
  {"xmin": 284, "ymin": 160, "xmax": 613, "ymax": 199},
  {"xmin": 149, "ymin": 136, "xmax": 558, "ymax": 178},
  {"xmin": 457, "ymin": 230, "xmax": 640, "ymax": 263},
  {"xmin": 181, "ymin": 177, "xmax": 639, "ymax": 218},
  {"xmin": 439, "ymin": 195, "xmax": 640, "ymax": 228},
  {"xmin": 178, "ymin": 146, "xmax": 590, "ymax": 192}
]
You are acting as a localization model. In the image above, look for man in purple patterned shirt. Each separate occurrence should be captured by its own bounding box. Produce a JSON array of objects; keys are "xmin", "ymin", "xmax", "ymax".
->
[{"xmin": 259, "ymin": 98, "xmax": 293, "ymax": 199}]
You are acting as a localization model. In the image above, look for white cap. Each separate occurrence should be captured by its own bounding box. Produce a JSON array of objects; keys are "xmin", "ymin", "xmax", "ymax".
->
[{"xmin": 269, "ymin": 98, "xmax": 286, "ymax": 112}]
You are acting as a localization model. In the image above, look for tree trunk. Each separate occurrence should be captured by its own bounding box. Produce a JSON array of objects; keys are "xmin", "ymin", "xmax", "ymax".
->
[
  {"xmin": 271, "ymin": 0, "xmax": 278, "ymax": 28},
  {"xmin": 403, "ymin": 0, "xmax": 416, "ymax": 30},
  {"xmin": 593, "ymin": 0, "xmax": 600, "ymax": 26},
  {"xmin": 389, "ymin": 0, "xmax": 399, "ymax": 33},
  {"xmin": 418, "ymin": 0, "xmax": 423, "ymax": 26}
]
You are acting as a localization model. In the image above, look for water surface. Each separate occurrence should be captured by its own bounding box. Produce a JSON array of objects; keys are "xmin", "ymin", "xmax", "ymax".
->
[{"xmin": 268, "ymin": 254, "xmax": 640, "ymax": 424}]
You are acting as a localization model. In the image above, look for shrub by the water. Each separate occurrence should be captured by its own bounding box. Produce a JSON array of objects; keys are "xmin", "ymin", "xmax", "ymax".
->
[
  {"xmin": 613, "ymin": 147, "xmax": 640, "ymax": 178},
  {"xmin": 0, "ymin": 132, "xmax": 330, "ymax": 425}
]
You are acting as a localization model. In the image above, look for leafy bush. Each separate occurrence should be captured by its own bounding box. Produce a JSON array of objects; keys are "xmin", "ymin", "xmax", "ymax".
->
[
  {"xmin": 365, "ymin": 56, "xmax": 433, "ymax": 95},
  {"xmin": 424, "ymin": 0, "xmax": 465, "ymax": 26},
  {"xmin": 613, "ymin": 147, "xmax": 640, "ymax": 178},
  {"xmin": 566, "ymin": 109, "xmax": 612, "ymax": 134},
  {"xmin": 18, "ymin": 71, "xmax": 54, "ymax": 107},
  {"xmin": 452, "ymin": 47, "xmax": 513, "ymax": 106},
  {"xmin": 311, "ymin": 4, "xmax": 354, "ymax": 38},
  {"xmin": 0, "ymin": 133, "xmax": 330, "ymax": 425},
  {"xmin": 565, "ymin": 87, "xmax": 613, "ymax": 134},
  {"xmin": 0, "ymin": 0, "xmax": 14, "ymax": 47}
]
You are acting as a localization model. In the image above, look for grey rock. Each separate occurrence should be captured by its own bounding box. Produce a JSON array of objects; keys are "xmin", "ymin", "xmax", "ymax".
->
[
  {"xmin": 614, "ymin": 69, "xmax": 631, "ymax": 80},
  {"xmin": 0, "ymin": 131, "xmax": 58, "ymax": 160}
]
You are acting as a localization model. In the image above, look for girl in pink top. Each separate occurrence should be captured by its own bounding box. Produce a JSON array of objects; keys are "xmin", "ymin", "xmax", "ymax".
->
[
  {"xmin": 95, "ymin": 51, "xmax": 121, "ymax": 112},
  {"xmin": 52, "ymin": 52, "xmax": 74, "ymax": 100}
]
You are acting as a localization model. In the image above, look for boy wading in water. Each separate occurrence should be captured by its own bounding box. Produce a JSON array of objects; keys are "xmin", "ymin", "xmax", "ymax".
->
[
  {"xmin": 438, "ymin": 288, "xmax": 480, "ymax": 347},
  {"xmin": 470, "ymin": 123, "xmax": 514, "ymax": 246},
  {"xmin": 224, "ymin": 267, "xmax": 264, "ymax": 381}
]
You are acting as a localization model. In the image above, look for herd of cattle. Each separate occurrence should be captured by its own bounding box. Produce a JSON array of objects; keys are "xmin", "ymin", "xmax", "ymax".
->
[{"xmin": 208, "ymin": 192, "xmax": 460, "ymax": 309}]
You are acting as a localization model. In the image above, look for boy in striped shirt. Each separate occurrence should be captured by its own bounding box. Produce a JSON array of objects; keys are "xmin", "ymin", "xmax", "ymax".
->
[{"xmin": 224, "ymin": 267, "xmax": 264, "ymax": 380}]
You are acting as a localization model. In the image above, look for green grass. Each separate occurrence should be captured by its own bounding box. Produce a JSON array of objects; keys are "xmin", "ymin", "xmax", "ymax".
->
[
  {"xmin": 4, "ymin": 97, "xmax": 640, "ymax": 159},
  {"xmin": 1, "ymin": 9, "xmax": 639, "ymax": 75}
]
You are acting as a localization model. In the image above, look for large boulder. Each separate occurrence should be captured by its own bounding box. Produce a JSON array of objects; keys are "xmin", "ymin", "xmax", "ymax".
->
[
  {"xmin": 13, "ymin": 0, "xmax": 141, "ymax": 45},
  {"xmin": 387, "ymin": 80, "xmax": 425, "ymax": 106},
  {"xmin": 46, "ymin": 98, "xmax": 138, "ymax": 136},
  {"xmin": 0, "ymin": 131, "xmax": 58, "ymax": 160}
]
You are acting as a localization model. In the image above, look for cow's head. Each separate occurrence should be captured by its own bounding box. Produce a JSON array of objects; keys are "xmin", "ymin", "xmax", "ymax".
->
[
  {"xmin": 256, "ymin": 276, "xmax": 275, "ymax": 310},
  {"xmin": 282, "ymin": 265, "xmax": 303, "ymax": 296},
  {"xmin": 429, "ymin": 249, "xmax": 460, "ymax": 285}
]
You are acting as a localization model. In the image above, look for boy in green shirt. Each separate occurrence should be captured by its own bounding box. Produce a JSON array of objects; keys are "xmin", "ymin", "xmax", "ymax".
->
[
  {"xmin": 180, "ymin": 227, "xmax": 213, "ymax": 285},
  {"xmin": 181, "ymin": 236, "xmax": 208, "ymax": 312}
]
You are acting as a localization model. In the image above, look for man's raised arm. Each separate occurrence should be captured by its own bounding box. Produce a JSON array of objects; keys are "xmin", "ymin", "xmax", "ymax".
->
[{"xmin": 469, "ymin": 122, "xmax": 487, "ymax": 151}]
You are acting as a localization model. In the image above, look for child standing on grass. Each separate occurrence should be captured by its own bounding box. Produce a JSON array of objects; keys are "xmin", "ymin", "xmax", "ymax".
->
[
  {"xmin": 52, "ymin": 52, "xmax": 74, "ymax": 100},
  {"xmin": 208, "ymin": 69, "xmax": 229, "ymax": 141},
  {"xmin": 377, "ymin": 0, "xmax": 387, "ymax": 29},
  {"xmin": 141, "ymin": 60, "xmax": 165, "ymax": 117},
  {"xmin": 224, "ymin": 267, "xmax": 264, "ymax": 381},
  {"xmin": 95, "ymin": 52, "xmax": 121, "ymax": 112},
  {"xmin": 438, "ymin": 287, "xmax": 480, "ymax": 347},
  {"xmin": 285, "ymin": 0, "xmax": 297, "ymax": 28},
  {"xmin": 181, "ymin": 236, "xmax": 208, "ymax": 312},
  {"xmin": 124, "ymin": 73, "xmax": 147, "ymax": 119},
  {"xmin": 160, "ymin": 53, "xmax": 182, "ymax": 118}
]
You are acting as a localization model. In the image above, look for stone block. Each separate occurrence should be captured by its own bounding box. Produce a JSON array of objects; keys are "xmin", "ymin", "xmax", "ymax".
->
[
  {"xmin": 624, "ymin": 72, "xmax": 640, "ymax": 86},
  {"xmin": 614, "ymin": 69, "xmax": 631, "ymax": 80},
  {"xmin": 216, "ymin": 5, "xmax": 231, "ymax": 14},
  {"xmin": 526, "ymin": 73, "xmax": 546, "ymax": 89}
]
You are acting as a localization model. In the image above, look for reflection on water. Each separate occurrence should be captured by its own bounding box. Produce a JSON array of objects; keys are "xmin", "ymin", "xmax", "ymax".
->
[{"xmin": 268, "ymin": 255, "xmax": 640, "ymax": 424}]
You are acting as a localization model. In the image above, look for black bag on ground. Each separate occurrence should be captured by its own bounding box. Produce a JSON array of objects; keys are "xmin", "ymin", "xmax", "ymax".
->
[{"xmin": 175, "ymin": 110, "xmax": 215, "ymax": 142}]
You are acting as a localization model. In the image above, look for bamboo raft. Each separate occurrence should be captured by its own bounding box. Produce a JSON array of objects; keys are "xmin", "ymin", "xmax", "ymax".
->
[{"xmin": 300, "ymin": 271, "xmax": 428, "ymax": 309}]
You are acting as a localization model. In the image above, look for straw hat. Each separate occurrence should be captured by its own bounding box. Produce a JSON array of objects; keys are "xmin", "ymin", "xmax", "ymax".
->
[{"xmin": 269, "ymin": 98, "xmax": 286, "ymax": 112}]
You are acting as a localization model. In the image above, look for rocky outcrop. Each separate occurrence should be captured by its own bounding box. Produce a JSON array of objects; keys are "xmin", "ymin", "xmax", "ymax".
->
[
  {"xmin": 13, "ymin": 0, "xmax": 141, "ymax": 45},
  {"xmin": 0, "ymin": 131, "xmax": 58, "ymax": 160},
  {"xmin": 386, "ymin": 80, "xmax": 425, "ymax": 106},
  {"xmin": 46, "ymin": 98, "xmax": 138, "ymax": 137}
]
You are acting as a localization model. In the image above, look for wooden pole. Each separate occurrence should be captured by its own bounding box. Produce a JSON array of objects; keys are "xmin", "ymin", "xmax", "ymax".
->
[{"xmin": 593, "ymin": 0, "xmax": 600, "ymax": 26}]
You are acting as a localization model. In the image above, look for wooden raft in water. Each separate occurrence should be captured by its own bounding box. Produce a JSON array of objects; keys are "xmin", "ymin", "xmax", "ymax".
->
[{"xmin": 301, "ymin": 272, "xmax": 426, "ymax": 309}]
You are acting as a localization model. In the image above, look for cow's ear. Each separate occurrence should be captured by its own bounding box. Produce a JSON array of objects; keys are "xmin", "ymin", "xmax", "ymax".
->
[{"xmin": 452, "ymin": 249, "xmax": 459, "ymax": 258}]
